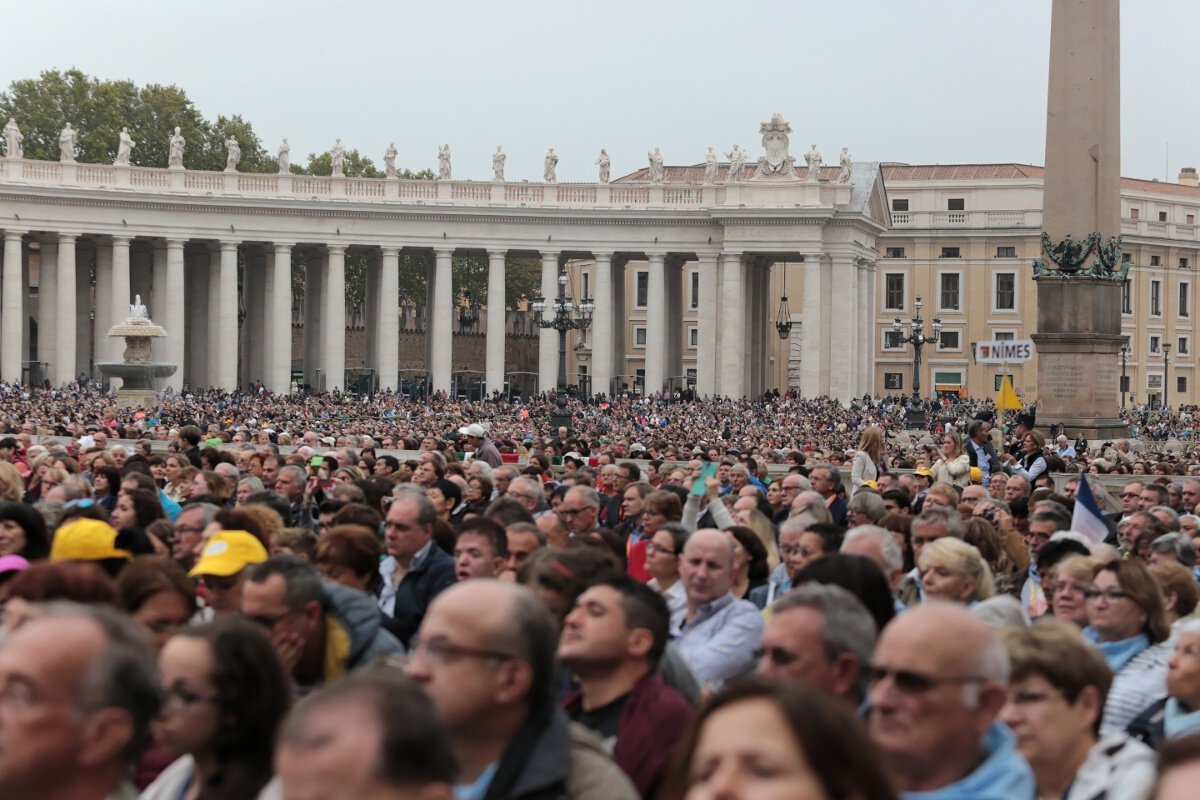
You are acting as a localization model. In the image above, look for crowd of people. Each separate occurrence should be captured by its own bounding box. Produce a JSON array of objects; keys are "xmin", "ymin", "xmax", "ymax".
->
[{"xmin": 7, "ymin": 384, "xmax": 1200, "ymax": 798}]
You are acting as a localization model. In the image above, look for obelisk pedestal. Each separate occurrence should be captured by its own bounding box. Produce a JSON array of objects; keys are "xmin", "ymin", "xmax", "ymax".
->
[{"xmin": 1032, "ymin": 0, "xmax": 1127, "ymax": 439}]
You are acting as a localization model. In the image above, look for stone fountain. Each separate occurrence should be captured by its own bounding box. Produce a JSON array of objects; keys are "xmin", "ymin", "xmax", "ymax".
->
[{"xmin": 95, "ymin": 296, "xmax": 178, "ymax": 409}]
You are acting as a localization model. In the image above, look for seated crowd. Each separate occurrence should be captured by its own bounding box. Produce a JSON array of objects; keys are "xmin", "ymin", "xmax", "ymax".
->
[{"xmin": 5, "ymin": 402, "xmax": 1200, "ymax": 799}]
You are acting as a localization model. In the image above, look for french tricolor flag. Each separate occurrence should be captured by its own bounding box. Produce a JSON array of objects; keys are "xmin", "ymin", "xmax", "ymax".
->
[{"xmin": 1071, "ymin": 473, "xmax": 1109, "ymax": 544}]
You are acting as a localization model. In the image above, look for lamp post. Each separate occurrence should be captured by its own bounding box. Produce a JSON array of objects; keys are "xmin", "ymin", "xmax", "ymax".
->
[
  {"xmin": 892, "ymin": 295, "xmax": 942, "ymax": 402},
  {"xmin": 1119, "ymin": 342, "xmax": 1130, "ymax": 409},
  {"xmin": 1163, "ymin": 342, "xmax": 1172, "ymax": 411},
  {"xmin": 531, "ymin": 271, "xmax": 594, "ymax": 393}
]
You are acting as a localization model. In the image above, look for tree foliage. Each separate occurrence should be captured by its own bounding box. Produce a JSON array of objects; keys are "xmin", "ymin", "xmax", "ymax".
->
[{"xmin": 0, "ymin": 69, "xmax": 273, "ymax": 172}]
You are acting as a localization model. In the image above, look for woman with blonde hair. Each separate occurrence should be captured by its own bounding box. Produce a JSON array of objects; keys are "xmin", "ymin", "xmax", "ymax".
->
[
  {"xmin": 162, "ymin": 454, "xmax": 193, "ymax": 504},
  {"xmin": 918, "ymin": 537, "xmax": 995, "ymax": 604},
  {"xmin": 0, "ymin": 461, "xmax": 23, "ymax": 503},
  {"xmin": 851, "ymin": 426, "xmax": 885, "ymax": 496},
  {"xmin": 932, "ymin": 430, "xmax": 971, "ymax": 488}
]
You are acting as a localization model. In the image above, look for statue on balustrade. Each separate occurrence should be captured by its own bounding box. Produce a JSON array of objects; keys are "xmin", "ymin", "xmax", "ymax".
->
[
  {"xmin": 492, "ymin": 146, "xmax": 506, "ymax": 182},
  {"xmin": 596, "ymin": 149, "xmax": 610, "ymax": 183},
  {"xmin": 277, "ymin": 139, "xmax": 290, "ymax": 174},
  {"xmin": 330, "ymin": 139, "xmax": 345, "ymax": 177},
  {"xmin": 384, "ymin": 143, "xmax": 398, "ymax": 178},
  {"xmin": 648, "ymin": 148, "xmax": 664, "ymax": 184},
  {"xmin": 59, "ymin": 124, "xmax": 77, "ymax": 163},
  {"xmin": 725, "ymin": 145, "xmax": 745, "ymax": 183},
  {"xmin": 3, "ymin": 119, "xmax": 22, "ymax": 159},
  {"xmin": 114, "ymin": 128, "xmax": 135, "ymax": 166},
  {"xmin": 544, "ymin": 148, "xmax": 558, "ymax": 183},
  {"xmin": 168, "ymin": 127, "xmax": 185, "ymax": 169},
  {"xmin": 438, "ymin": 144, "xmax": 452, "ymax": 180},
  {"xmin": 837, "ymin": 147, "xmax": 852, "ymax": 184},
  {"xmin": 704, "ymin": 147, "xmax": 718, "ymax": 185},
  {"xmin": 224, "ymin": 136, "xmax": 241, "ymax": 172},
  {"xmin": 804, "ymin": 144, "xmax": 822, "ymax": 182}
]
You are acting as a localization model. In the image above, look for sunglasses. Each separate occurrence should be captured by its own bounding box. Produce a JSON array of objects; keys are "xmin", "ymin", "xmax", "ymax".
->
[{"xmin": 865, "ymin": 665, "xmax": 987, "ymax": 694}]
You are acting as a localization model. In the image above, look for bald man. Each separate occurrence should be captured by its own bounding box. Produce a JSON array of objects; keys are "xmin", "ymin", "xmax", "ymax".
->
[
  {"xmin": 868, "ymin": 603, "xmax": 1034, "ymax": 798},
  {"xmin": 671, "ymin": 528, "xmax": 764, "ymax": 688},
  {"xmin": 407, "ymin": 581, "xmax": 636, "ymax": 800}
]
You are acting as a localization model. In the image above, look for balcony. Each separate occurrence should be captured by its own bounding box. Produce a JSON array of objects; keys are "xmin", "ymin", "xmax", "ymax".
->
[{"xmin": 889, "ymin": 209, "xmax": 1041, "ymax": 229}]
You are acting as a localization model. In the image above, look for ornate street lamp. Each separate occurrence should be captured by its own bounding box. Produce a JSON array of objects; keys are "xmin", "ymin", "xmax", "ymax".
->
[
  {"xmin": 531, "ymin": 271, "xmax": 594, "ymax": 393},
  {"xmin": 892, "ymin": 295, "xmax": 941, "ymax": 402},
  {"xmin": 1163, "ymin": 342, "xmax": 1172, "ymax": 411},
  {"xmin": 1119, "ymin": 341, "xmax": 1130, "ymax": 409},
  {"xmin": 458, "ymin": 289, "xmax": 479, "ymax": 331},
  {"xmin": 775, "ymin": 297, "xmax": 793, "ymax": 339}
]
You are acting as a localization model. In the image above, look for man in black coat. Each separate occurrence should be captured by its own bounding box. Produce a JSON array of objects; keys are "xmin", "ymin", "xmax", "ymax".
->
[{"xmin": 379, "ymin": 492, "xmax": 456, "ymax": 647}]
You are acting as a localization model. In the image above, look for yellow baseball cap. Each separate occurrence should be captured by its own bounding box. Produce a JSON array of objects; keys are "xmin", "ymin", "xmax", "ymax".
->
[
  {"xmin": 51, "ymin": 518, "xmax": 131, "ymax": 562},
  {"xmin": 969, "ymin": 467, "xmax": 984, "ymax": 484},
  {"xmin": 914, "ymin": 467, "xmax": 934, "ymax": 477},
  {"xmin": 189, "ymin": 531, "xmax": 268, "ymax": 578}
]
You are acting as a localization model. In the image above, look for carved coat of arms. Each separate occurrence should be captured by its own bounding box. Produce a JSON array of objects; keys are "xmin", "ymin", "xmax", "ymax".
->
[{"xmin": 753, "ymin": 114, "xmax": 798, "ymax": 179}]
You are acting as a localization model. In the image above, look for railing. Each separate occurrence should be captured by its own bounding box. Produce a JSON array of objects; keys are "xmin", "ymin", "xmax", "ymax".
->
[
  {"xmin": 77, "ymin": 165, "xmax": 115, "ymax": 184},
  {"xmin": 184, "ymin": 172, "xmax": 223, "ymax": 191},
  {"xmin": 889, "ymin": 209, "xmax": 1042, "ymax": 229},
  {"xmin": 451, "ymin": 182, "xmax": 491, "ymax": 201},
  {"xmin": 130, "ymin": 167, "xmax": 169, "ymax": 187},
  {"xmin": 891, "ymin": 211, "xmax": 910, "ymax": 224},
  {"xmin": 611, "ymin": 187, "xmax": 650, "ymax": 204},
  {"xmin": 505, "ymin": 184, "xmax": 543, "ymax": 202},
  {"xmin": 238, "ymin": 174, "xmax": 278, "ymax": 193},
  {"xmin": 0, "ymin": 156, "xmax": 852, "ymax": 212}
]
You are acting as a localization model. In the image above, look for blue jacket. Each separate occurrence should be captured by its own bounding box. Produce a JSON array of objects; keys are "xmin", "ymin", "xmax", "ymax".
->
[{"xmin": 902, "ymin": 723, "xmax": 1035, "ymax": 800}]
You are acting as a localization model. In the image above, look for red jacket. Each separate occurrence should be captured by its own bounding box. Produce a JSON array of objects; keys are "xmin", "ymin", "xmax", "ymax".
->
[{"xmin": 563, "ymin": 670, "xmax": 693, "ymax": 798}]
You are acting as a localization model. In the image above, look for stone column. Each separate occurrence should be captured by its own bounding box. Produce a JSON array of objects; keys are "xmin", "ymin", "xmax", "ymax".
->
[
  {"xmin": 746, "ymin": 262, "xmax": 764, "ymax": 397},
  {"xmin": 364, "ymin": 252, "xmax": 379, "ymax": 381},
  {"xmin": 827, "ymin": 254, "xmax": 859, "ymax": 401},
  {"xmin": 242, "ymin": 248, "xmax": 265, "ymax": 387},
  {"xmin": 590, "ymin": 252, "xmax": 615, "ymax": 397},
  {"xmin": 695, "ymin": 253, "xmax": 719, "ymax": 397},
  {"xmin": 39, "ymin": 239, "xmax": 57, "ymax": 382},
  {"xmin": 303, "ymin": 252, "xmax": 322, "ymax": 390},
  {"xmin": 486, "ymin": 249, "xmax": 506, "ymax": 395},
  {"xmin": 429, "ymin": 249, "xmax": 454, "ymax": 395},
  {"xmin": 93, "ymin": 242, "xmax": 113, "ymax": 370},
  {"xmin": 718, "ymin": 253, "xmax": 745, "ymax": 399},
  {"xmin": 857, "ymin": 260, "xmax": 874, "ymax": 394},
  {"xmin": 664, "ymin": 257, "xmax": 684, "ymax": 392},
  {"xmin": 56, "ymin": 235, "xmax": 78, "ymax": 385},
  {"xmin": 216, "ymin": 241, "xmax": 239, "ymax": 390},
  {"xmin": 110, "ymin": 236, "xmax": 131, "ymax": 374},
  {"xmin": 644, "ymin": 253, "xmax": 667, "ymax": 394},
  {"xmin": 1, "ymin": 232, "xmax": 25, "ymax": 382},
  {"xmin": 378, "ymin": 247, "xmax": 399, "ymax": 391},
  {"xmin": 164, "ymin": 240, "xmax": 185, "ymax": 391},
  {"xmin": 799, "ymin": 253, "xmax": 828, "ymax": 398},
  {"xmin": 323, "ymin": 246, "xmax": 346, "ymax": 392},
  {"xmin": 538, "ymin": 252, "xmax": 559, "ymax": 393},
  {"xmin": 270, "ymin": 244, "xmax": 293, "ymax": 394},
  {"xmin": 151, "ymin": 241, "xmax": 166, "ymax": 363},
  {"xmin": 76, "ymin": 244, "xmax": 93, "ymax": 380},
  {"xmin": 206, "ymin": 245, "xmax": 221, "ymax": 388}
]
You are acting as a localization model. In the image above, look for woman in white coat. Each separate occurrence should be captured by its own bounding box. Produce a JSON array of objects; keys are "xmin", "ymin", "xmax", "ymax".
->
[{"xmin": 931, "ymin": 431, "xmax": 971, "ymax": 489}]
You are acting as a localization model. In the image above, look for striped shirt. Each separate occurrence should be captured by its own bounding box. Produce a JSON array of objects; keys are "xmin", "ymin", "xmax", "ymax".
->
[{"xmin": 1101, "ymin": 642, "xmax": 1171, "ymax": 736}]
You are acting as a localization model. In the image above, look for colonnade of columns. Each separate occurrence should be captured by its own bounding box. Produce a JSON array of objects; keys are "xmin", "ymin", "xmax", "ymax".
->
[{"xmin": 0, "ymin": 229, "xmax": 876, "ymax": 400}]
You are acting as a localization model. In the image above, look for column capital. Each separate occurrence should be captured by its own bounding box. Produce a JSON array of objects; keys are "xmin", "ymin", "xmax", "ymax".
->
[
  {"xmin": 3, "ymin": 229, "xmax": 27, "ymax": 242},
  {"xmin": 646, "ymin": 252, "xmax": 667, "ymax": 264},
  {"xmin": 326, "ymin": 244, "xmax": 347, "ymax": 256},
  {"xmin": 592, "ymin": 251, "xmax": 614, "ymax": 263},
  {"xmin": 487, "ymin": 248, "xmax": 507, "ymax": 259},
  {"xmin": 380, "ymin": 246, "xmax": 401, "ymax": 258},
  {"xmin": 111, "ymin": 235, "xmax": 132, "ymax": 246},
  {"xmin": 273, "ymin": 242, "xmax": 295, "ymax": 255},
  {"xmin": 695, "ymin": 252, "xmax": 720, "ymax": 264},
  {"xmin": 218, "ymin": 240, "xmax": 239, "ymax": 253},
  {"xmin": 434, "ymin": 248, "xmax": 454, "ymax": 259},
  {"xmin": 166, "ymin": 238, "xmax": 187, "ymax": 249},
  {"xmin": 56, "ymin": 233, "xmax": 77, "ymax": 245}
]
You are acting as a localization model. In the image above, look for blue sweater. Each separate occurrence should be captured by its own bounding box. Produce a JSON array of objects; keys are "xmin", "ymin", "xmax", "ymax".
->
[{"xmin": 902, "ymin": 723, "xmax": 1035, "ymax": 800}]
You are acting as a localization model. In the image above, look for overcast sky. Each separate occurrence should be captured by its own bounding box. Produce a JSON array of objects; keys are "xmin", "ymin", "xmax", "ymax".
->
[{"xmin": 1, "ymin": 0, "xmax": 1194, "ymax": 183}]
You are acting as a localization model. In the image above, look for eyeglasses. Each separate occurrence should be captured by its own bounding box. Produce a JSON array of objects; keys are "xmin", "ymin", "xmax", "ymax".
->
[
  {"xmin": 865, "ymin": 665, "xmax": 987, "ymax": 694},
  {"xmin": 645, "ymin": 542, "xmax": 677, "ymax": 556},
  {"xmin": 409, "ymin": 636, "xmax": 517, "ymax": 666},
  {"xmin": 1083, "ymin": 588, "xmax": 1131, "ymax": 602},
  {"xmin": 557, "ymin": 507, "xmax": 590, "ymax": 518},
  {"xmin": 1054, "ymin": 580, "xmax": 1089, "ymax": 597}
]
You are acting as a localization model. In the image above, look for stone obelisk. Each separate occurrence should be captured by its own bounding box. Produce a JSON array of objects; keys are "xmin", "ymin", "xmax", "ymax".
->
[{"xmin": 1031, "ymin": 0, "xmax": 1128, "ymax": 438}]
